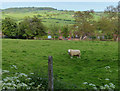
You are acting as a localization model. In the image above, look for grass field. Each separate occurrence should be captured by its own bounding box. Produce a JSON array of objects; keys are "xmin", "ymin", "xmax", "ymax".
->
[
  {"xmin": 2, "ymin": 39, "xmax": 118, "ymax": 89},
  {"xmin": 2, "ymin": 8, "xmax": 102, "ymax": 27}
]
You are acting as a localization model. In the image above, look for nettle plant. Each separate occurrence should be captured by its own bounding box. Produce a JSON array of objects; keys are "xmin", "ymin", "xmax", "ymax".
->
[
  {"xmin": 2, "ymin": 65, "xmax": 116, "ymax": 90},
  {"xmin": 2, "ymin": 66, "xmax": 48, "ymax": 90}
]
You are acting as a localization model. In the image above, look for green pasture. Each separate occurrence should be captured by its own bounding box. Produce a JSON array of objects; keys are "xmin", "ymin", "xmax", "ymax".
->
[
  {"xmin": 2, "ymin": 39, "xmax": 118, "ymax": 89},
  {"xmin": 2, "ymin": 9, "xmax": 102, "ymax": 27}
]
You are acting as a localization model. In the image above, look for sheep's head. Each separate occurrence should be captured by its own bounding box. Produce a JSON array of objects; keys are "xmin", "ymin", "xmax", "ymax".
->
[
  {"xmin": 68, "ymin": 49, "xmax": 70, "ymax": 53},
  {"xmin": 68, "ymin": 49, "xmax": 72, "ymax": 54}
]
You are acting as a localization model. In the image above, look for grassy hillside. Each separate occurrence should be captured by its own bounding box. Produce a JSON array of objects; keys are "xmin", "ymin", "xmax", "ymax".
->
[
  {"xmin": 2, "ymin": 7, "xmax": 103, "ymax": 27},
  {"xmin": 2, "ymin": 39, "xmax": 118, "ymax": 89}
]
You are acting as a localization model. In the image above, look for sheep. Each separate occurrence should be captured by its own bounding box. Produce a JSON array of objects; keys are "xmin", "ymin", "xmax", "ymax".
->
[{"xmin": 68, "ymin": 49, "xmax": 81, "ymax": 58}]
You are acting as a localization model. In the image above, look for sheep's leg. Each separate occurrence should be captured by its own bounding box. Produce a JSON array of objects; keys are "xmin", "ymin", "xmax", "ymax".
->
[
  {"xmin": 71, "ymin": 56, "xmax": 73, "ymax": 58},
  {"xmin": 78, "ymin": 54, "xmax": 80, "ymax": 58}
]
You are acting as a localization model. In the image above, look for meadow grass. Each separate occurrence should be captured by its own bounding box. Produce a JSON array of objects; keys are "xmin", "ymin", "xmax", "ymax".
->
[
  {"xmin": 2, "ymin": 10, "xmax": 101, "ymax": 27},
  {"xmin": 2, "ymin": 39, "xmax": 118, "ymax": 89}
]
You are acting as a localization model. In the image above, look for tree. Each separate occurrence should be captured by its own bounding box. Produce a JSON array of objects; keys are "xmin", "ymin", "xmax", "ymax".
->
[
  {"xmin": 98, "ymin": 17, "xmax": 113, "ymax": 34},
  {"xmin": 49, "ymin": 24, "xmax": 59, "ymax": 40},
  {"xmin": 104, "ymin": 5, "xmax": 118, "ymax": 19},
  {"xmin": 97, "ymin": 16, "xmax": 118, "ymax": 40},
  {"xmin": 61, "ymin": 25, "xmax": 69, "ymax": 38},
  {"xmin": 74, "ymin": 10, "xmax": 95, "ymax": 40},
  {"xmin": 104, "ymin": 5, "xmax": 119, "ymax": 40},
  {"xmin": 2, "ymin": 17, "xmax": 18, "ymax": 38},
  {"xmin": 18, "ymin": 16, "xmax": 46, "ymax": 39}
]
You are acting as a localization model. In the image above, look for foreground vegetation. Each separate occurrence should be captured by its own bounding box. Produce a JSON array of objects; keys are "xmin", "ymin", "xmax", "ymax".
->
[{"xmin": 2, "ymin": 39, "xmax": 118, "ymax": 89}]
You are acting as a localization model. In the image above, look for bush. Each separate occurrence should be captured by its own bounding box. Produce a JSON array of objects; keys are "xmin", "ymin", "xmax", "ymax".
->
[
  {"xmin": 37, "ymin": 14, "xmax": 42, "ymax": 17},
  {"xmin": 55, "ymin": 36, "xmax": 58, "ymax": 39},
  {"xmin": 2, "ymin": 69, "xmax": 75, "ymax": 90},
  {"xmin": 2, "ymin": 17, "xmax": 18, "ymax": 38},
  {"xmin": 40, "ymin": 36, "xmax": 48, "ymax": 39},
  {"xmin": 90, "ymin": 36, "xmax": 96, "ymax": 40},
  {"xmin": 18, "ymin": 16, "xmax": 47, "ymax": 39}
]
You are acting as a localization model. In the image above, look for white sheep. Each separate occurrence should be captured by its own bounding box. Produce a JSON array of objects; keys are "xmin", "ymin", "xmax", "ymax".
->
[{"xmin": 68, "ymin": 49, "xmax": 81, "ymax": 58}]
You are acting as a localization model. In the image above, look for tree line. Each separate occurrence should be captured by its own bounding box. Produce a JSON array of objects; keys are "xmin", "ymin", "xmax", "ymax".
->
[{"xmin": 2, "ymin": 5, "xmax": 119, "ymax": 40}]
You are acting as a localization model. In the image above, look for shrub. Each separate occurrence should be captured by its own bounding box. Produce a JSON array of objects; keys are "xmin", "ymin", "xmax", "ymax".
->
[
  {"xmin": 18, "ymin": 16, "xmax": 47, "ymax": 39},
  {"xmin": 2, "ymin": 17, "xmax": 18, "ymax": 38}
]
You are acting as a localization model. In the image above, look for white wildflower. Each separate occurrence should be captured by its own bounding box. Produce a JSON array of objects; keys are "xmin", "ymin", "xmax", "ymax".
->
[
  {"xmin": 19, "ymin": 73, "xmax": 27, "ymax": 77},
  {"xmin": 105, "ymin": 66, "xmax": 110, "ymax": 69},
  {"xmin": 5, "ymin": 77, "xmax": 13, "ymax": 81},
  {"xmin": 109, "ymin": 83, "xmax": 115, "ymax": 89},
  {"xmin": 3, "ymin": 78, "xmax": 8, "ymax": 82},
  {"xmin": 13, "ymin": 83, "xmax": 17, "ymax": 87},
  {"xmin": 29, "ymin": 82, "xmax": 35, "ymax": 85},
  {"xmin": 109, "ymin": 70, "xmax": 112, "ymax": 72},
  {"xmin": 98, "ymin": 78, "xmax": 102, "ymax": 80},
  {"xmin": 104, "ymin": 84, "xmax": 110, "ymax": 88},
  {"xmin": 6, "ymin": 87, "xmax": 11, "ymax": 89},
  {"xmin": 15, "ymin": 72, "xmax": 19, "ymax": 75},
  {"xmin": 30, "ymin": 73, "xmax": 34, "ymax": 75},
  {"xmin": 16, "ymin": 79, "xmax": 20, "ymax": 82},
  {"xmin": 2, "ymin": 70, "xmax": 9, "ymax": 74},
  {"xmin": 27, "ymin": 78, "xmax": 31, "ymax": 80},
  {"xmin": 105, "ymin": 78, "xmax": 110, "ymax": 81},
  {"xmin": 11, "ymin": 65, "xmax": 17, "ymax": 69},
  {"xmin": 13, "ymin": 76, "xmax": 19, "ymax": 79},
  {"xmin": 83, "ymin": 82, "xmax": 88, "ymax": 84},
  {"xmin": 93, "ymin": 87, "xmax": 97, "ymax": 90},
  {"xmin": 89, "ymin": 83, "xmax": 96, "ymax": 87},
  {"xmin": 27, "ymin": 87, "xmax": 31, "ymax": 89},
  {"xmin": 17, "ymin": 83, "xmax": 23, "ymax": 87},
  {"xmin": 100, "ymin": 86, "xmax": 105, "ymax": 89},
  {"xmin": 0, "ymin": 81, "xmax": 2, "ymax": 84},
  {"xmin": 6, "ymin": 83, "xmax": 12, "ymax": 86},
  {"xmin": 22, "ymin": 83, "xmax": 27, "ymax": 87},
  {"xmin": 37, "ymin": 84, "xmax": 42, "ymax": 89},
  {"xmin": 2, "ymin": 87, "xmax": 5, "ymax": 89},
  {"xmin": 11, "ymin": 81, "xmax": 15, "ymax": 84}
]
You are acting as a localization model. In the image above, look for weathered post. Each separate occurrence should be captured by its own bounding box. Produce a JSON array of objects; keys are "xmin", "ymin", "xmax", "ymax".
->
[{"xmin": 48, "ymin": 56, "xmax": 53, "ymax": 91}]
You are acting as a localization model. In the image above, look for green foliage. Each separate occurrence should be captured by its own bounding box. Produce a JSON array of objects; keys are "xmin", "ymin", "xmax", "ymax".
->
[
  {"xmin": 3, "ymin": 7, "xmax": 57, "ymax": 13},
  {"xmin": 2, "ymin": 17, "xmax": 18, "ymax": 38},
  {"xmin": 74, "ymin": 10, "xmax": 96, "ymax": 37},
  {"xmin": 61, "ymin": 25, "xmax": 69, "ymax": 38},
  {"xmin": 2, "ymin": 16, "xmax": 47, "ymax": 39},
  {"xmin": 104, "ymin": 5, "xmax": 118, "ymax": 18},
  {"xmin": 49, "ymin": 24, "xmax": 60, "ymax": 39},
  {"xmin": 18, "ymin": 16, "xmax": 46, "ymax": 39},
  {"xmin": 97, "ymin": 17, "xmax": 114, "ymax": 34}
]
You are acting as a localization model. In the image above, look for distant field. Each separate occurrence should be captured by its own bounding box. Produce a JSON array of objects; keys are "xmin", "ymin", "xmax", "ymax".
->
[
  {"xmin": 2, "ymin": 39, "xmax": 118, "ymax": 89},
  {"xmin": 2, "ymin": 9, "xmax": 103, "ymax": 27}
]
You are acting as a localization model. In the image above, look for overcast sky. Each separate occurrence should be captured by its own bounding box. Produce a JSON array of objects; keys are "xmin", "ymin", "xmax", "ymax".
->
[{"xmin": 1, "ymin": 0, "xmax": 120, "ymax": 2}]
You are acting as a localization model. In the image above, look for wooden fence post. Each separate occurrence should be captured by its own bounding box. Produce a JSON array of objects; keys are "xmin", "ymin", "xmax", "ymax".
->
[{"xmin": 48, "ymin": 56, "xmax": 54, "ymax": 91}]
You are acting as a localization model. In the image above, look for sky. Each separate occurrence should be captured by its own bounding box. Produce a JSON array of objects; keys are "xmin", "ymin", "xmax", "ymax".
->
[
  {"xmin": 1, "ymin": 0, "xmax": 120, "ymax": 2},
  {"xmin": 1, "ymin": 0, "xmax": 119, "ymax": 11}
]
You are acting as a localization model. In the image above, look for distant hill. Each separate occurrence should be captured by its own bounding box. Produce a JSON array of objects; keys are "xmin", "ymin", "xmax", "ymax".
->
[
  {"xmin": 2, "ymin": 7, "xmax": 104, "ymax": 27},
  {"xmin": 2, "ymin": 7, "xmax": 57, "ymax": 13}
]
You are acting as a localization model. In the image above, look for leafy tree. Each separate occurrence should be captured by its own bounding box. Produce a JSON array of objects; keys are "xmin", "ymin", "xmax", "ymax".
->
[
  {"xmin": 74, "ymin": 10, "xmax": 95, "ymax": 39},
  {"xmin": 97, "ymin": 16, "xmax": 118, "ymax": 40},
  {"xmin": 61, "ymin": 25, "xmax": 69, "ymax": 38},
  {"xmin": 18, "ymin": 16, "xmax": 46, "ymax": 39},
  {"xmin": 104, "ymin": 5, "xmax": 118, "ymax": 19},
  {"xmin": 97, "ymin": 17, "xmax": 114, "ymax": 34},
  {"xmin": 49, "ymin": 24, "xmax": 59, "ymax": 40},
  {"xmin": 2, "ymin": 17, "xmax": 18, "ymax": 38},
  {"xmin": 104, "ymin": 5, "xmax": 119, "ymax": 40}
]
